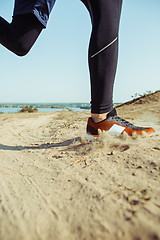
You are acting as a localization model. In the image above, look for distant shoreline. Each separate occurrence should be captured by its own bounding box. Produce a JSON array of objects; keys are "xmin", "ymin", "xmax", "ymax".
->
[{"xmin": 0, "ymin": 102, "xmax": 122, "ymax": 114}]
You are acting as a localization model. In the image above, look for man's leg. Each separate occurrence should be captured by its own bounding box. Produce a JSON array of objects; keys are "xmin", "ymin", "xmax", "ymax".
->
[
  {"xmin": 81, "ymin": 0, "xmax": 122, "ymax": 121},
  {"xmin": 0, "ymin": 14, "xmax": 43, "ymax": 56},
  {"xmin": 81, "ymin": 0, "xmax": 154, "ymax": 136}
]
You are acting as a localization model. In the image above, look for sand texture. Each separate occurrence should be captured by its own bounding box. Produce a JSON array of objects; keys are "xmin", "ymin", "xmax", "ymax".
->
[{"xmin": 0, "ymin": 91, "xmax": 160, "ymax": 240}]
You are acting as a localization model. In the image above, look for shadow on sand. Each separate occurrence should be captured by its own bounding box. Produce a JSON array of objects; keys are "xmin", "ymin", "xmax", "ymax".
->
[{"xmin": 0, "ymin": 137, "xmax": 82, "ymax": 151}]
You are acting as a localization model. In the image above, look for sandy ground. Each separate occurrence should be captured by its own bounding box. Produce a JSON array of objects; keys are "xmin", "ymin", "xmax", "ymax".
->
[{"xmin": 0, "ymin": 91, "xmax": 160, "ymax": 240}]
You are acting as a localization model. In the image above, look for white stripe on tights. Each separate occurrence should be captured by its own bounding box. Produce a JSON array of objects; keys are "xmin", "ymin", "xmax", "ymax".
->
[{"xmin": 91, "ymin": 37, "xmax": 118, "ymax": 58}]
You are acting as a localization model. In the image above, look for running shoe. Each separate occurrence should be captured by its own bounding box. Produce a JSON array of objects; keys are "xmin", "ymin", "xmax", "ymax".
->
[{"xmin": 86, "ymin": 108, "xmax": 155, "ymax": 137}]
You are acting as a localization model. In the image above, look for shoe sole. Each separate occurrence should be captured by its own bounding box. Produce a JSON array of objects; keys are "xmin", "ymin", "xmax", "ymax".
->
[
  {"xmin": 85, "ymin": 134, "xmax": 100, "ymax": 141},
  {"xmin": 86, "ymin": 128, "xmax": 155, "ymax": 140}
]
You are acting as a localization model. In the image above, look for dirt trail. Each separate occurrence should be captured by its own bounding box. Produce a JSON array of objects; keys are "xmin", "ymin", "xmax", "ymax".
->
[{"xmin": 0, "ymin": 92, "xmax": 160, "ymax": 240}]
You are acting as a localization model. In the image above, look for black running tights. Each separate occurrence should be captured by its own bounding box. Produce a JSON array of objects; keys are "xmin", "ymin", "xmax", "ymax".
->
[
  {"xmin": 82, "ymin": 0, "xmax": 122, "ymax": 113},
  {"xmin": 0, "ymin": 14, "xmax": 43, "ymax": 56},
  {"xmin": 0, "ymin": 0, "xmax": 122, "ymax": 113}
]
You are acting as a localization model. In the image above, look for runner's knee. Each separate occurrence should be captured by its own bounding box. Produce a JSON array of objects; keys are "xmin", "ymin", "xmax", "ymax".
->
[{"xmin": 13, "ymin": 42, "xmax": 31, "ymax": 57}]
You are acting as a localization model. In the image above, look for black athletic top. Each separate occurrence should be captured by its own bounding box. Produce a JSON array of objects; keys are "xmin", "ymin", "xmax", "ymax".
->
[{"xmin": 13, "ymin": 0, "xmax": 56, "ymax": 27}]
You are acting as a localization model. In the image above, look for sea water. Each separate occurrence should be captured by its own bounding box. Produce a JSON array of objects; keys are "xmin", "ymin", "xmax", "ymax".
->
[
  {"xmin": 0, "ymin": 105, "xmax": 89, "ymax": 114},
  {"xmin": 0, "ymin": 102, "xmax": 121, "ymax": 114}
]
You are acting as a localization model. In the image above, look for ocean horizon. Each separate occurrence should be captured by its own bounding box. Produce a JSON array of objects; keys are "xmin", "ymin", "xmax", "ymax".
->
[{"xmin": 0, "ymin": 102, "xmax": 122, "ymax": 114}]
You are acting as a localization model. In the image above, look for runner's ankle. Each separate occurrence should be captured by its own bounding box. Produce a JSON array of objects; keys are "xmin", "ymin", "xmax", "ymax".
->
[{"xmin": 91, "ymin": 112, "xmax": 109, "ymax": 123}]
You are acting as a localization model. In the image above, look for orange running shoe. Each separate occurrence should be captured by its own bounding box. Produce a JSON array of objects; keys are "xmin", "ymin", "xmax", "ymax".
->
[{"xmin": 87, "ymin": 109, "xmax": 155, "ymax": 138}]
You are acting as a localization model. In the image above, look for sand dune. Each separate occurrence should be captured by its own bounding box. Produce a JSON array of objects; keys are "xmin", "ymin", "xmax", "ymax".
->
[{"xmin": 0, "ymin": 92, "xmax": 160, "ymax": 240}]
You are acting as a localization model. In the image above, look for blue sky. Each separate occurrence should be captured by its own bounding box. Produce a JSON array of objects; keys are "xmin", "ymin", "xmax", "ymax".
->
[{"xmin": 0, "ymin": 0, "xmax": 160, "ymax": 103}]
